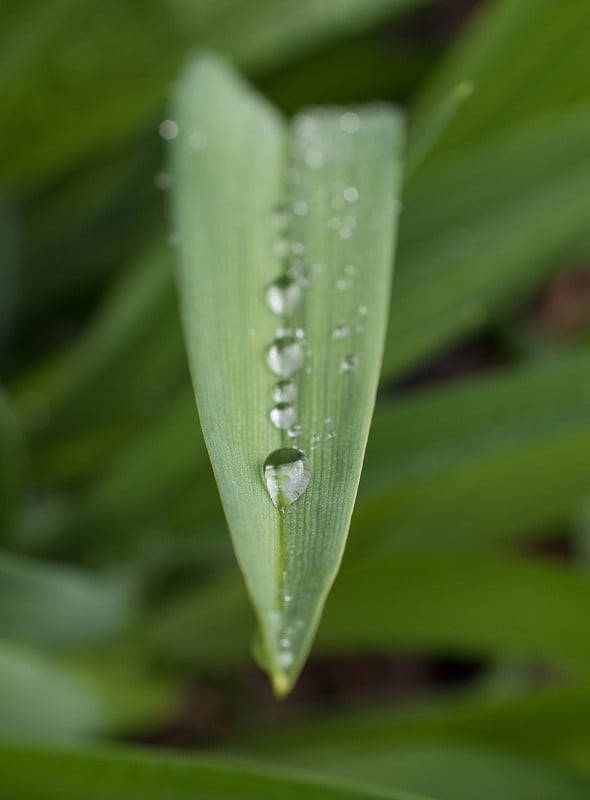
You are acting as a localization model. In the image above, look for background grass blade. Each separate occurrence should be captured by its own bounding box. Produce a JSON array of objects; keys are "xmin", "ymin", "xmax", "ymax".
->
[
  {"xmin": 0, "ymin": 550, "xmax": 131, "ymax": 648},
  {"xmin": 0, "ymin": 743, "xmax": 435, "ymax": 800},
  {"xmin": 171, "ymin": 54, "xmax": 404, "ymax": 694}
]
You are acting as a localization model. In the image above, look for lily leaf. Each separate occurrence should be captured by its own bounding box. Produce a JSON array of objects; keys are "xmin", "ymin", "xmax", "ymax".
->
[{"xmin": 171, "ymin": 55, "xmax": 404, "ymax": 694}]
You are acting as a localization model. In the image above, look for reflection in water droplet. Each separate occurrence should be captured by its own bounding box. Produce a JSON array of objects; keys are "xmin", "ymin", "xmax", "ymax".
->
[
  {"xmin": 266, "ymin": 277, "xmax": 302, "ymax": 316},
  {"xmin": 263, "ymin": 448, "xmax": 311, "ymax": 511},
  {"xmin": 287, "ymin": 424, "xmax": 302, "ymax": 439},
  {"xmin": 343, "ymin": 186, "xmax": 359, "ymax": 202},
  {"xmin": 341, "ymin": 354, "xmax": 360, "ymax": 372},
  {"xmin": 267, "ymin": 337, "xmax": 304, "ymax": 378},
  {"xmin": 273, "ymin": 381, "xmax": 296, "ymax": 403},
  {"xmin": 159, "ymin": 119, "xmax": 178, "ymax": 139},
  {"xmin": 270, "ymin": 403, "xmax": 297, "ymax": 430}
]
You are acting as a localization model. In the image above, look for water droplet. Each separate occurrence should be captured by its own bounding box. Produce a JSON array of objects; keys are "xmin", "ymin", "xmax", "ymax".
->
[
  {"xmin": 263, "ymin": 448, "xmax": 311, "ymax": 511},
  {"xmin": 311, "ymin": 434, "xmax": 321, "ymax": 444},
  {"xmin": 327, "ymin": 431, "xmax": 336, "ymax": 439},
  {"xmin": 293, "ymin": 200, "xmax": 308, "ymax": 216},
  {"xmin": 339, "ymin": 227, "xmax": 352, "ymax": 240},
  {"xmin": 332, "ymin": 323, "xmax": 350, "ymax": 339},
  {"xmin": 343, "ymin": 186, "xmax": 359, "ymax": 202},
  {"xmin": 270, "ymin": 403, "xmax": 297, "ymax": 431},
  {"xmin": 284, "ymin": 593, "xmax": 293, "ymax": 603},
  {"xmin": 287, "ymin": 424, "xmax": 302, "ymax": 439},
  {"xmin": 274, "ymin": 238, "xmax": 290, "ymax": 259},
  {"xmin": 340, "ymin": 112, "xmax": 361, "ymax": 133},
  {"xmin": 324, "ymin": 417, "xmax": 333, "ymax": 425},
  {"xmin": 273, "ymin": 381, "xmax": 296, "ymax": 403},
  {"xmin": 278, "ymin": 651, "xmax": 294, "ymax": 668},
  {"xmin": 188, "ymin": 130, "xmax": 207, "ymax": 151},
  {"xmin": 280, "ymin": 637, "xmax": 291, "ymax": 648},
  {"xmin": 295, "ymin": 327, "xmax": 306, "ymax": 340},
  {"xmin": 336, "ymin": 279, "xmax": 350, "ymax": 291},
  {"xmin": 267, "ymin": 337, "xmax": 304, "ymax": 378},
  {"xmin": 358, "ymin": 305, "xmax": 369, "ymax": 316},
  {"xmin": 159, "ymin": 119, "xmax": 178, "ymax": 140},
  {"xmin": 154, "ymin": 172, "xmax": 172, "ymax": 190},
  {"xmin": 306, "ymin": 150, "xmax": 324, "ymax": 169},
  {"xmin": 341, "ymin": 354, "xmax": 360, "ymax": 372},
  {"xmin": 266, "ymin": 277, "xmax": 302, "ymax": 316}
]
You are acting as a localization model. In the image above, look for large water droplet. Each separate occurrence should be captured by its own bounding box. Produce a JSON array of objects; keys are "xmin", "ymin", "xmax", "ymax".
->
[
  {"xmin": 267, "ymin": 337, "xmax": 304, "ymax": 378},
  {"xmin": 273, "ymin": 380, "xmax": 296, "ymax": 403},
  {"xmin": 263, "ymin": 448, "xmax": 311, "ymax": 511},
  {"xmin": 159, "ymin": 119, "xmax": 178, "ymax": 140},
  {"xmin": 266, "ymin": 277, "xmax": 302, "ymax": 316},
  {"xmin": 270, "ymin": 403, "xmax": 297, "ymax": 431}
]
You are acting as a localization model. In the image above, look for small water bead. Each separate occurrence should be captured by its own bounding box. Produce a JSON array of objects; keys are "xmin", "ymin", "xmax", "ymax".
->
[
  {"xmin": 284, "ymin": 594, "xmax": 293, "ymax": 602},
  {"xmin": 270, "ymin": 403, "xmax": 297, "ymax": 431},
  {"xmin": 324, "ymin": 417, "xmax": 333, "ymax": 425},
  {"xmin": 358, "ymin": 305, "xmax": 369, "ymax": 316},
  {"xmin": 287, "ymin": 424, "xmax": 302, "ymax": 439},
  {"xmin": 266, "ymin": 277, "xmax": 302, "ymax": 316},
  {"xmin": 336, "ymin": 279, "xmax": 351, "ymax": 291},
  {"xmin": 327, "ymin": 431, "xmax": 336, "ymax": 440},
  {"xmin": 273, "ymin": 381, "xmax": 296, "ymax": 403},
  {"xmin": 332, "ymin": 323, "xmax": 350, "ymax": 339},
  {"xmin": 295, "ymin": 327, "xmax": 306, "ymax": 341},
  {"xmin": 188, "ymin": 130, "xmax": 207, "ymax": 151},
  {"xmin": 311, "ymin": 434, "xmax": 321, "ymax": 444},
  {"xmin": 340, "ymin": 111, "xmax": 361, "ymax": 133},
  {"xmin": 280, "ymin": 637, "xmax": 291, "ymax": 648},
  {"xmin": 343, "ymin": 186, "xmax": 359, "ymax": 202},
  {"xmin": 267, "ymin": 337, "xmax": 304, "ymax": 378},
  {"xmin": 154, "ymin": 171, "xmax": 172, "ymax": 190},
  {"xmin": 339, "ymin": 227, "xmax": 352, "ymax": 240},
  {"xmin": 293, "ymin": 200, "xmax": 308, "ymax": 216},
  {"xmin": 305, "ymin": 150, "xmax": 324, "ymax": 169},
  {"xmin": 341, "ymin": 354, "xmax": 360, "ymax": 372},
  {"xmin": 159, "ymin": 119, "xmax": 178, "ymax": 139}
]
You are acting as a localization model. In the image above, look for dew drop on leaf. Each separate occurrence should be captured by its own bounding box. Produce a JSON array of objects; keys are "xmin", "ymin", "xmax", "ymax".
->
[
  {"xmin": 267, "ymin": 337, "xmax": 304, "ymax": 378},
  {"xmin": 270, "ymin": 403, "xmax": 297, "ymax": 430},
  {"xmin": 266, "ymin": 277, "xmax": 302, "ymax": 316},
  {"xmin": 263, "ymin": 448, "xmax": 311, "ymax": 511},
  {"xmin": 272, "ymin": 380, "xmax": 296, "ymax": 403}
]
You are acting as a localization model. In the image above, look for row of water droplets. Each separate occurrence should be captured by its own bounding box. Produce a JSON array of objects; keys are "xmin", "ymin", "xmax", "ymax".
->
[{"xmin": 262, "ymin": 174, "xmax": 312, "ymax": 515}]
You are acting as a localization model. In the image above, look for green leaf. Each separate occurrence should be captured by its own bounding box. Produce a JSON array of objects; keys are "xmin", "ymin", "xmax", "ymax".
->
[
  {"xmin": 171, "ymin": 55, "xmax": 404, "ymax": 694},
  {"xmin": 0, "ymin": 641, "xmax": 176, "ymax": 740},
  {"xmin": 0, "ymin": 550, "xmax": 131, "ymax": 648},
  {"xmin": 0, "ymin": 390, "xmax": 25, "ymax": 540},
  {"xmin": 0, "ymin": 743, "xmax": 435, "ymax": 800},
  {"xmin": 384, "ymin": 105, "xmax": 590, "ymax": 376},
  {"xmin": 357, "ymin": 345, "xmax": 590, "ymax": 552}
]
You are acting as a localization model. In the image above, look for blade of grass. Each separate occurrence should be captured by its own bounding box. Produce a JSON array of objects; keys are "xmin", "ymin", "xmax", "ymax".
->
[
  {"xmin": 0, "ymin": 390, "xmax": 25, "ymax": 541},
  {"xmin": 0, "ymin": 641, "xmax": 176, "ymax": 740},
  {"xmin": 0, "ymin": 742, "xmax": 435, "ymax": 800},
  {"xmin": 0, "ymin": 550, "xmax": 131, "ymax": 648},
  {"xmin": 171, "ymin": 54, "xmax": 404, "ymax": 694}
]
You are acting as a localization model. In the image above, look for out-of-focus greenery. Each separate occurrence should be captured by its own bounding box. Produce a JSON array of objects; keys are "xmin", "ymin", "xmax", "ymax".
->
[{"xmin": 1, "ymin": 1, "xmax": 590, "ymax": 798}]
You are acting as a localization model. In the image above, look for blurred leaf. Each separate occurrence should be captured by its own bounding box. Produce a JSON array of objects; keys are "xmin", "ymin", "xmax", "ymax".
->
[
  {"xmin": 171, "ymin": 55, "xmax": 403, "ymax": 694},
  {"xmin": 357, "ymin": 346, "xmax": 590, "ymax": 552},
  {"xmin": 412, "ymin": 0, "xmax": 590, "ymax": 155},
  {"xmin": 0, "ymin": 201, "xmax": 18, "ymax": 355},
  {"xmin": 0, "ymin": 742, "xmax": 435, "ymax": 800},
  {"xmin": 384, "ymin": 105, "xmax": 590, "ymax": 376},
  {"xmin": 0, "ymin": 389, "xmax": 25, "ymax": 539},
  {"xmin": 243, "ymin": 742, "xmax": 590, "ymax": 800},
  {"xmin": 145, "ymin": 551, "xmax": 590, "ymax": 675},
  {"xmin": 189, "ymin": 0, "xmax": 430, "ymax": 74},
  {"xmin": 0, "ymin": 549, "xmax": 131, "ymax": 648},
  {"xmin": 0, "ymin": 641, "xmax": 176, "ymax": 740}
]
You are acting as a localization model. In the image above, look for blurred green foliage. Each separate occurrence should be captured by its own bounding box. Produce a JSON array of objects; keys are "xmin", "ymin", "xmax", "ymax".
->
[{"xmin": 1, "ymin": 0, "xmax": 590, "ymax": 798}]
